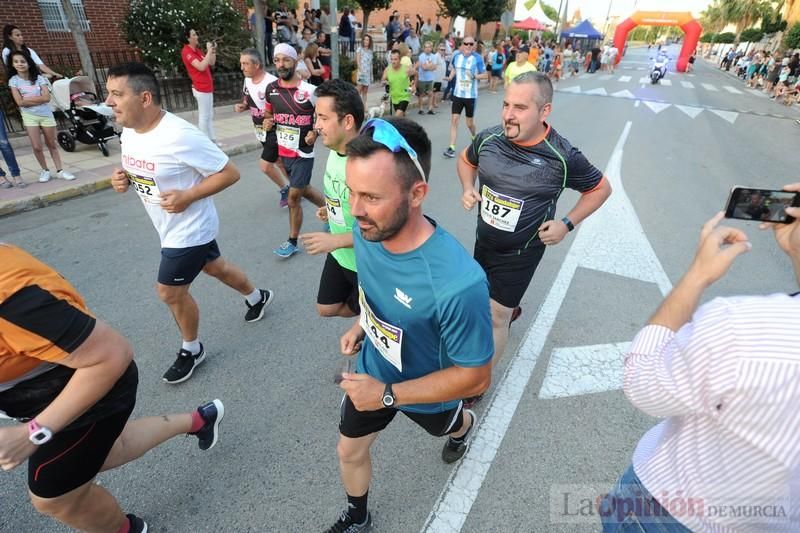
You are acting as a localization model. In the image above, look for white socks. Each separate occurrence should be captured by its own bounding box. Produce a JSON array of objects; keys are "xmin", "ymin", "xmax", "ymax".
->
[{"xmin": 245, "ymin": 288, "xmax": 262, "ymax": 306}]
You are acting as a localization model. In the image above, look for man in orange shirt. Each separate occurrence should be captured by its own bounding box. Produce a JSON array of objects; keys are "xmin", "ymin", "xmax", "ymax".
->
[{"xmin": 0, "ymin": 244, "xmax": 224, "ymax": 533}]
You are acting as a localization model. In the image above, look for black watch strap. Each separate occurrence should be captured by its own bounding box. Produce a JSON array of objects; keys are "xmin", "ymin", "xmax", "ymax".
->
[
  {"xmin": 561, "ymin": 216, "xmax": 574, "ymax": 232},
  {"xmin": 382, "ymin": 383, "xmax": 395, "ymax": 407}
]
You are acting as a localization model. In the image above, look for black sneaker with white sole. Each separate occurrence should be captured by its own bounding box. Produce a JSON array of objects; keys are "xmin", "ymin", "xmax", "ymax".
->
[
  {"xmin": 324, "ymin": 510, "xmax": 372, "ymax": 533},
  {"xmin": 189, "ymin": 399, "xmax": 225, "ymax": 451},
  {"xmin": 162, "ymin": 344, "xmax": 206, "ymax": 384},
  {"xmin": 245, "ymin": 289, "xmax": 274, "ymax": 322},
  {"xmin": 126, "ymin": 514, "xmax": 148, "ymax": 533},
  {"xmin": 442, "ymin": 409, "xmax": 476, "ymax": 463}
]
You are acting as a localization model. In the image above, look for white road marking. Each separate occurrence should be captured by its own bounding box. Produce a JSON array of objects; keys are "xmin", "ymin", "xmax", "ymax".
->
[
  {"xmin": 643, "ymin": 101, "xmax": 671, "ymax": 113},
  {"xmin": 559, "ymin": 86, "xmax": 582, "ymax": 94},
  {"xmin": 634, "ymin": 100, "xmax": 640, "ymax": 107},
  {"xmin": 660, "ymin": 79, "xmax": 672, "ymax": 86},
  {"xmin": 701, "ymin": 83, "xmax": 718, "ymax": 92},
  {"xmin": 611, "ymin": 89, "xmax": 635, "ymax": 99},
  {"xmin": 723, "ymin": 85, "xmax": 743, "ymax": 94},
  {"xmin": 539, "ymin": 342, "xmax": 629, "ymax": 398},
  {"xmin": 680, "ymin": 81, "xmax": 695, "ymax": 89},
  {"xmin": 599, "ymin": 74, "xmax": 614, "ymax": 80},
  {"xmin": 638, "ymin": 76, "xmax": 650, "ymax": 84},
  {"xmin": 423, "ymin": 122, "xmax": 645, "ymax": 533},
  {"xmin": 584, "ymin": 87, "xmax": 608, "ymax": 96},
  {"xmin": 746, "ymin": 88, "xmax": 768, "ymax": 98},
  {"xmin": 674, "ymin": 104, "xmax": 703, "ymax": 118},
  {"xmin": 618, "ymin": 75, "xmax": 632, "ymax": 82},
  {"xmin": 709, "ymin": 109, "xmax": 738, "ymax": 124}
]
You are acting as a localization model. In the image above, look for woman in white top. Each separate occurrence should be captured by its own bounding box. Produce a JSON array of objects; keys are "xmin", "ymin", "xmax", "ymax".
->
[
  {"xmin": 2, "ymin": 25, "xmax": 62, "ymax": 79},
  {"xmin": 355, "ymin": 34, "xmax": 374, "ymax": 106}
]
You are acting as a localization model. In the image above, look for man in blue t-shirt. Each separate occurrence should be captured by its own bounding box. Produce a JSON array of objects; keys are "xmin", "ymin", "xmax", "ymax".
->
[
  {"xmin": 443, "ymin": 37, "xmax": 488, "ymax": 158},
  {"xmin": 323, "ymin": 117, "xmax": 493, "ymax": 533}
]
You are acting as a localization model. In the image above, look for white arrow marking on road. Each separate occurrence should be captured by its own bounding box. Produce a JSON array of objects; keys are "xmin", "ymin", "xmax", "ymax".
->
[
  {"xmin": 675, "ymin": 104, "xmax": 704, "ymax": 119},
  {"xmin": 611, "ymin": 89, "xmax": 635, "ymax": 99},
  {"xmin": 424, "ymin": 121, "xmax": 672, "ymax": 532},
  {"xmin": 539, "ymin": 342, "xmax": 630, "ymax": 398},
  {"xmin": 618, "ymin": 75, "xmax": 631, "ymax": 82},
  {"xmin": 681, "ymin": 81, "xmax": 695, "ymax": 89},
  {"xmin": 723, "ymin": 85, "xmax": 743, "ymax": 94},
  {"xmin": 584, "ymin": 87, "xmax": 608, "ymax": 96},
  {"xmin": 643, "ymin": 101, "xmax": 671, "ymax": 114},
  {"xmin": 660, "ymin": 79, "xmax": 672, "ymax": 86},
  {"xmin": 559, "ymin": 86, "xmax": 582, "ymax": 94},
  {"xmin": 709, "ymin": 108, "xmax": 738, "ymax": 124},
  {"xmin": 701, "ymin": 83, "xmax": 718, "ymax": 92}
]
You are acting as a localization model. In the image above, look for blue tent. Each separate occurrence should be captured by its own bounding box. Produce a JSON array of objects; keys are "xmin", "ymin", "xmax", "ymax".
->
[{"xmin": 560, "ymin": 19, "xmax": 603, "ymax": 40}]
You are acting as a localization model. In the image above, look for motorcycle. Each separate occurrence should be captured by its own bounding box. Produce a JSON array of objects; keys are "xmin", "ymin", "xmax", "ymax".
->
[{"xmin": 650, "ymin": 56, "xmax": 668, "ymax": 84}]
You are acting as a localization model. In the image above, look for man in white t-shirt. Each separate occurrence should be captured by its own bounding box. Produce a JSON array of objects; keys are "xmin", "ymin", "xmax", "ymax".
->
[{"xmin": 105, "ymin": 62, "xmax": 275, "ymax": 384}]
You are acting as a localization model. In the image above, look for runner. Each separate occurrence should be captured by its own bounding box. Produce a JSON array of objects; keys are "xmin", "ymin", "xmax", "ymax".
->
[
  {"xmin": 415, "ymin": 41, "xmax": 440, "ymax": 115},
  {"xmin": 503, "ymin": 44, "xmax": 536, "ymax": 87},
  {"xmin": 264, "ymin": 43, "xmax": 326, "ymax": 258},
  {"xmin": 457, "ymin": 71, "xmax": 612, "ymax": 369},
  {"xmin": 0, "ymin": 243, "xmax": 224, "ymax": 533},
  {"xmin": 106, "ymin": 62, "xmax": 274, "ymax": 384},
  {"xmin": 233, "ymin": 48, "xmax": 290, "ymax": 208},
  {"xmin": 442, "ymin": 36, "xmax": 488, "ymax": 158},
  {"xmin": 325, "ymin": 117, "xmax": 493, "ymax": 532},
  {"xmin": 381, "ymin": 49, "xmax": 414, "ymax": 117},
  {"xmin": 299, "ymin": 79, "xmax": 364, "ymax": 317}
]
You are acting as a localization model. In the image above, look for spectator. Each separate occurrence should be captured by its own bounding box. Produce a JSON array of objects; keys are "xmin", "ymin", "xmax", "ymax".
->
[
  {"xmin": 415, "ymin": 14, "xmax": 424, "ymax": 34},
  {"xmin": 0, "ymin": 108, "xmax": 25, "ymax": 188},
  {"xmin": 405, "ymin": 28, "xmax": 421, "ymax": 57},
  {"xmin": 415, "ymin": 41, "xmax": 440, "ymax": 114},
  {"xmin": 276, "ymin": 15, "xmax": 295, "ymax": 45},
  {"xmin": 2, "ymin": 25, "xmax": 62, "ymax": 79},
  {"xmin": 339, "ymin": 8, "xmax": 353, "ymax": 54},
  {"xmin": 489, "ymin": 42, "xmax": 506, "ymax": 93},
  {"xmin": 348, "ymin": 9, "xmax": 358, "ymax": 51},
  {"xmin": 264, "ymin": 6, "xmax": 275, "ymax": 65},
  {"xmin": 433, "ymin": 42, "xmax": 448, "ymax": 109},
  {"xmin": 304, "ymin": 43, "xmax": 325, "ymax": 86},
  {"xmin": 180, "ymin": 28, "xmax": 218, "ymax": 143},
  {"xmin": 601, "ymin": 208, "xmax": 800, "ymax": 532},
  {"xmin": 317, "ymin": 32, "xmax": 333, "ymax": 80},
  {"xmin": 355, "ymin": 34, "xmax": 374, "ymax": 106},
  {"xmin": 421, "ymin": 18, "xmax": 433, "ymax": 37},
  {"xmin": 298, "ymin": 27, "xmax": 315, "ymax": 52}
]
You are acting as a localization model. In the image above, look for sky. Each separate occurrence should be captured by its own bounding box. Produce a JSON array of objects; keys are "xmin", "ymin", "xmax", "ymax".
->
[{"xmin": 556, "ymin": 0, "xmax": 714, "ymax": 23}]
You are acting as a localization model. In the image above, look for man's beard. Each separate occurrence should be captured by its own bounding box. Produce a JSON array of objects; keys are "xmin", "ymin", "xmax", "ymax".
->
[
  {"xmin": 277, "ymin": 65, "xmax": 296, "ymax": 80},
  {"xmin": 357, "ymin": 200, "xmax": 409, "ymax": 242},
  {"xmin": 503, "ymin": 121, "xmax": 521, "ymax": 139}
]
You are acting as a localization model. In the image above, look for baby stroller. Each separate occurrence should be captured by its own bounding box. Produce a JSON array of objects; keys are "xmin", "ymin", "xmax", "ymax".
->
[{"xmin": 51, "ymin": 76, "xmax": 118, "ymax": 156}]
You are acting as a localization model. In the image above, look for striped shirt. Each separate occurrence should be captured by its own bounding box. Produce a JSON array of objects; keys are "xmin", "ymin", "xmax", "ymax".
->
[
  {"xmin": 625, "ymin": 293, "xmax": 800, "ymax": 532},
  {"xmin": 451, "ymin": 51, "xmax": 485, "ymax": 99}
]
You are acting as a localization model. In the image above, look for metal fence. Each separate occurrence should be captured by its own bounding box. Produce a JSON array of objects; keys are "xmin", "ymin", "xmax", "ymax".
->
[{"xmin": 1, "ymin": 49, "xmax": 244, "ymax": 135}]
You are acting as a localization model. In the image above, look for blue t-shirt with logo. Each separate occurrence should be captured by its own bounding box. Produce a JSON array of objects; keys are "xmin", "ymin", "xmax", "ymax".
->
[
  {"xmin": 451, "ymin": 51, "xmax": 486, "ymax": 99},
  {"xmin": 353, "ymin": 219, "xmax": 493, "ymax": 414}
]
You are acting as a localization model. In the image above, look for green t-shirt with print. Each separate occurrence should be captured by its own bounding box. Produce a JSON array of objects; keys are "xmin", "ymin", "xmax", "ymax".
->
[{"xmin": 324, "ymin": 150, "xmax": 357, "ymax": 271}]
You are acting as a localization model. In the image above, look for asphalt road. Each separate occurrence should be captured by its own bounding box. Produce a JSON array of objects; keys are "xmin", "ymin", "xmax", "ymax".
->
[{"xmin": 1, "ymin": 44, "xmax": 797, "ymax": 533}]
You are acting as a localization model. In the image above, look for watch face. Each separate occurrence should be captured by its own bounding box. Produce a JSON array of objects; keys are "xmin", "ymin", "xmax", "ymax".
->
[{"xmin": 382, "ymin": 394, "xmax": 395, "ymax": 407}]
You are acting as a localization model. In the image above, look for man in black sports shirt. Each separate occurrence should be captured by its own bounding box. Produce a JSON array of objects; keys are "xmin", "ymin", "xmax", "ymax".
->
[{"xmin": 457, "ymin": 71, "xmax": 612, "ymax": 366}]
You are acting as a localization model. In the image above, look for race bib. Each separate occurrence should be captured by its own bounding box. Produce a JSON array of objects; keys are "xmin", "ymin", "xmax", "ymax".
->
[
  {"xmin": 127, "ymin": 172, "xmax": 161, "ymax": 205},
  {"xmin": 276, "ymin": 124, "xmax": 300, "ymax": 150},
  {"xmin": 325, "ymin": 195, "xmax": 346, "ymax": 226},
  {"xmin": 358, "ymin": 287, "xmax": 403, "ymax": 372},
  {"xmin": 254, "ymin": 124, "xmax": 267, "ymax": 142},
  {"xmin": 481, "ymin": 184, "xmax": 524, "ymax": 232},
  {"xmin": 459, "ymin": 77, "xmax": 472, "ymax": 91}
]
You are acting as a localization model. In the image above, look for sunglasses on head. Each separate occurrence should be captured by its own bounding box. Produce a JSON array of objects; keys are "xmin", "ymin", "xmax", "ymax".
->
[{"xmin": 361, "ymin": 119, "xmax": 426, "ymax": 183}]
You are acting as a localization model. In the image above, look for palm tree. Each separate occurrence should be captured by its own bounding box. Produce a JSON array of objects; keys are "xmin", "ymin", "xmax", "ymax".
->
[
  {"xmin": 701, "ymin": 3, "xmax": 727, "ymax": 33},
  {"xmin": 720, "ymin": 0, "xmax": 770, "ymax": 40}
]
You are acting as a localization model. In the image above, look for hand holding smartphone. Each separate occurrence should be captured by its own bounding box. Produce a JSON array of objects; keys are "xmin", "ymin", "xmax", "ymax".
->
[{"xmin": 724, "ymin": 186, "xmax": 800, "ymax": 224}]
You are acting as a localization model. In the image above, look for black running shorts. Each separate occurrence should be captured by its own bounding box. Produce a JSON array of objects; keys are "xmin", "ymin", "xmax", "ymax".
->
[
  {"xmin": 393, "ymin": 100, "xmax": 409, "ymax": 113},
  {"xmin": 282, "ymin": 156, "xmax": 314, "ymax": 189},
  {"xmin": 473, "ymin": 241, "xmax": 546, "ymax": 308},
  {"xmin": 339, "ymin": 393, "xmax": 465, "ymax": 439},
  {"xmin": 260, "ymin": 131, "xmax": 279, "ymax": 163},
  {"xmin": 158, "ymin": 240, "xmax": 221, "ymax": 286},
  {"xmin": 317, "ymin": 253, "xmax": 359, "ymax": 314},
  {"xmin": 451, "ymin": 96, "xmax": 476, "ymax": 118}
]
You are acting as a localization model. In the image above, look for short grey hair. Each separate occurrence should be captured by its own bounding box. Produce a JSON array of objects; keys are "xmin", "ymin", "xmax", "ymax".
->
[
  {"xmin": 240, "ymin": 48, "xmax": 263, "ymax": 67},
  {"xmin": 511, "ymin": 71, "xmax": 553, "ymax": 108}
]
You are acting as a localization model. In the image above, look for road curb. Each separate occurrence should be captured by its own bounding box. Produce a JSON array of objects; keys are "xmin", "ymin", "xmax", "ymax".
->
[{"xmin": 0, "ymin": 142, "xmax": 262, "ymax": 218}]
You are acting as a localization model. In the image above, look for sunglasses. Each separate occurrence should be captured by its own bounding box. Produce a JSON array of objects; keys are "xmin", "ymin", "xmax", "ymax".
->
[
  {"xmin": 361, "ymin": 119, "xmax": 426, "ymax": 183},
  {"xmin": 464, "ymin": 42, "xmax": 475, "ymax": 46}
]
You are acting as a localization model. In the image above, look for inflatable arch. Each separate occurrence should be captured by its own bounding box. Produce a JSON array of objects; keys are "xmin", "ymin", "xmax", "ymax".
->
[{"xmin": 612, "ymin": 11, "xmax": 702, "ymax": 73}]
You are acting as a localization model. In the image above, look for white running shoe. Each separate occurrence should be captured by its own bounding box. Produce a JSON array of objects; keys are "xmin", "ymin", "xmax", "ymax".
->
[
  {"xmin": 38, "ymin": 170, "xmax": 51, "ymax": 183},
  {"xmin": 57, "ymin": 170, "xmax": 77, "ymax": 181}
]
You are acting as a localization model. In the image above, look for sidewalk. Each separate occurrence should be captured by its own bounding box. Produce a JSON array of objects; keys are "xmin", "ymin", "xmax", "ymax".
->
[{"xmin": 0, "ymin": 83, "xmax": 392, "ymax": 217}]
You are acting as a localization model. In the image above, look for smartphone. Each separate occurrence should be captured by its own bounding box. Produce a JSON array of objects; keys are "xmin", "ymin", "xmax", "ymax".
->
[{"xmin": 724, "ymin": 187, "xmax": 799, "ymax": 224}]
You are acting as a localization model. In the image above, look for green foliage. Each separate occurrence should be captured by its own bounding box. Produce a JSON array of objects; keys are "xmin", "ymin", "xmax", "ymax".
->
[
  {"xmin": 541, "ymin": 31, "xmax": 555, "ymax": 43},
  {"xmin": 437, "ymin": 0, "xmax": 468, "ymax": 20},
  {"xmin": 715, "ymin": 32, "xmax": 736, "ymax": 44},
  {"xmin": 785, "ymin": 22, "xmax": 800, "ymax": 50},
  {"xmin": 538, "ymin": 1, "xmax": 559, "ymax": 23},
  {"xmin": 354, "ymin": 0, "xmax": 393, "ymax": 32},
  {"xmin": 699, "ymin": 32, "xmax": 716, "ymax": 43},
  {"xmin": 123, "ymin": 0, "xmax": 250, "ymax": 73},
  {"xmin": 338, "ymin": 53, "xmax": 357, "ymax": 83},
  {"xmin": 761, "ymin": 9, "xmax": 787, "ymax": 34},
  {"xmin": 465, "ymin": 0, "xmax": 506, "ymax": 29},
  {"xmin": 739, "ymin": 28, "xmax": 764, "ymax": 43}
]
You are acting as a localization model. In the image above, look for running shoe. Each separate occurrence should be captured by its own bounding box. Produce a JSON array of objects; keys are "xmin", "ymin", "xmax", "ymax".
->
[
  {"xmin": 126, "ymin": 514, "xmax": 148, "ymax": 533},
  {"xmin": 162, "ymin": 344, "xmax": 206, "ymax": 384},
  {"xmin": 189, "ymin": 399, "xmax": 225, "ymax": 451},
  {"xmin": 279, "ymin": 185, "xmax": 289, "ymax": 208},
  {"xmin": 418, "ymin": 109, "xmax": 425, "ymax": 115},
  {"xmin": 273, "ymin": 241, "xmax": 299, "ymax": 258},
  {"xmin": 56, "ymin": 170, "xmax": 76, "ymax": 181},
  {"xmin": 0, "ymin": 179, "xmax": 11, "ymax": 189},
  {"xmin": 245, "ymin": 289, "xmax": 274, "ymax": 322},
  {"xmin": 441, "ymin": 409, "xmax": 476, "ymax": 463},
  {"xmin": 324, "ymin": 510, "xmax": 373, "ymax": 533},
  {"xmin": 443, "ymin": 147, "xmax": 456, "ymax": 158},
  {"xmin": 427, "ymin": 110, "xmax": 436, "ymax": 115},
  {"xmin": 38, "ymin": 170, "xmax": 51, "ymax": 183},
  {"xmin": 463, "ymin": 394, "xmax": 483, "ymax": 408}
]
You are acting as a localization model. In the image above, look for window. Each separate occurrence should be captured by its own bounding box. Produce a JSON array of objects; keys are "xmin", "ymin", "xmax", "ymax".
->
[{"xmin": 38, "ymin": 0, "xmax": 91, "ymax": 32}]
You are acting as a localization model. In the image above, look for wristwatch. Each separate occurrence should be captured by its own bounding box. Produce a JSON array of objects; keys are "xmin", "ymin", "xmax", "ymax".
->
[
  {"xmin": 28, "ymin": 419, "xmax": 53, "ymax": 445},
  {"xmin": 561, "ymin": 216, "xmax": 575, "ymax": 232},
  {"xmin": 381, "ymin": 383, "xmax": 396, "ymax": 408}
]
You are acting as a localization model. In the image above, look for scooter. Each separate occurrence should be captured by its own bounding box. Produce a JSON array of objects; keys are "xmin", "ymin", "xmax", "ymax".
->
[{"xmin": 650, "ymin": 56, "xmax": 668, "ymax": 84}]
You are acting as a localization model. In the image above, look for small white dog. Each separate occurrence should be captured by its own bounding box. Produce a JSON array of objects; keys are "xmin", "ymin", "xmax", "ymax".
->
[{"xmin": 367, "ymin": 94, "xmax": 390, "ymax": 119}]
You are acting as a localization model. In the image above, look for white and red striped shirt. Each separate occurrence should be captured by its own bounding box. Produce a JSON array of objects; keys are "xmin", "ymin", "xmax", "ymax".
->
[{"xmin": 625, "ymin": 293, "xmax": 800, "ymax": 532}]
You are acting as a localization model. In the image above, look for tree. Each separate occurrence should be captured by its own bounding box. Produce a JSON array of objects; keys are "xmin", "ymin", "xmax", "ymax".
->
[
  {"xmin": 59, "ymin": 0, "xmax": 96, "ymax": 84},
  {"xmin": 715, "ymin": 31, "xmax": 736, "ymax": 44},
  {"xmin": 463, "ymin": 0, "xmax": 506, "ymax": 38},
  {"xmin": 355, "ymin": 0, "xmax": 392, "ymax": 37},
  {"xmin": 437, "ymin": 0, "xmax": 469, "ymax": 33},
  {"xmin": 761, "ymin": 6, "xmax": 788, "ymax": 34},
  {"xmin": 538, "ymin": 1, "xmax": 559, "ymax": 24},
  {"xmin": 785, "ymin": 22, "xmax": 800, "ymax": 50},
  {"xmin": 739, "ymin": 28, "xmax": 764, "ymax": 42},
  {"xmin": 719, "ymin": 0, "xmax": 770, "ymax": 40},
  {"xmin": 700, "ymin": 4, "xmax": 727, "ymax": 33},
  {"xmin": 699, "ymin": 32, "xmax": 717, "ymax": 43}
]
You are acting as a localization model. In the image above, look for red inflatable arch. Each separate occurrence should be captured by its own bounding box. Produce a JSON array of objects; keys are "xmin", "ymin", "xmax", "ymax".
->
[{"xmin": 612, "ymin": 11, "xmax": 702, "ymax": 73}]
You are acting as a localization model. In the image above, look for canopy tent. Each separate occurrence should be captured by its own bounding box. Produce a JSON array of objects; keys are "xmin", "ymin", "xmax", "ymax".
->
[
  {"xmin": 560, "ymin": 19, "xmax": 602, "ymax": 40},
  {"xmin": 513, "ymin": 0, "xmax": 556, "ymax": 25},
  {"xmin": 513, "ymin": 17, "xmax": 549, "ymax": 31}
]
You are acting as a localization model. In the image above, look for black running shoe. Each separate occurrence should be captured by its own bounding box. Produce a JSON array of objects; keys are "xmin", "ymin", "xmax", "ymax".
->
[
  {"xmin": 245, "ymin": 289, "xmax": 274, "ymax": 322},
  {"xmin": 126, "ymin": 514, "xmax": 148, "ymax": 533},
  {"xmin": 189, "ymin": 399, "xmax": 225, "ymax": 451},
  {"xmin": 442, "ymin": 409, "xmax": 476, "ymax": 463},
  {"xmin": 162, "ymin": 344, "xmax": 206, "ymax": 384},
  {"xmin": 463, "ymin": 394, "xmax": 484, "ymax": 408},
  {"xmin": 443, "ymin": 147, "xmax": 456, "ymax": 158},
  {"xmin": 324, "ymin": 510, "xmax": 372, "ymax": 533}
]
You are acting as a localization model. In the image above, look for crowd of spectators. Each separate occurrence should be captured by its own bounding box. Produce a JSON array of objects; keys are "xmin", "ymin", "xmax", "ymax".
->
[{"xmin": 721, "ymin": 47, "xmax": 800, "ymax": 106}]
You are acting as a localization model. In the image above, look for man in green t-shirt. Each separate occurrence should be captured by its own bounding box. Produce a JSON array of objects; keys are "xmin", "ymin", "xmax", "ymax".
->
[
  {"xmin": 300, "ymin": 80, "xmax": 365, "ymax": 317},
  {"xmin": 504, "ymin": 45, "xmax": 537, "ymax": 87},
  {"xmin": 381, "ymin": 49, "xmax": 415, "ymax": 117}
]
